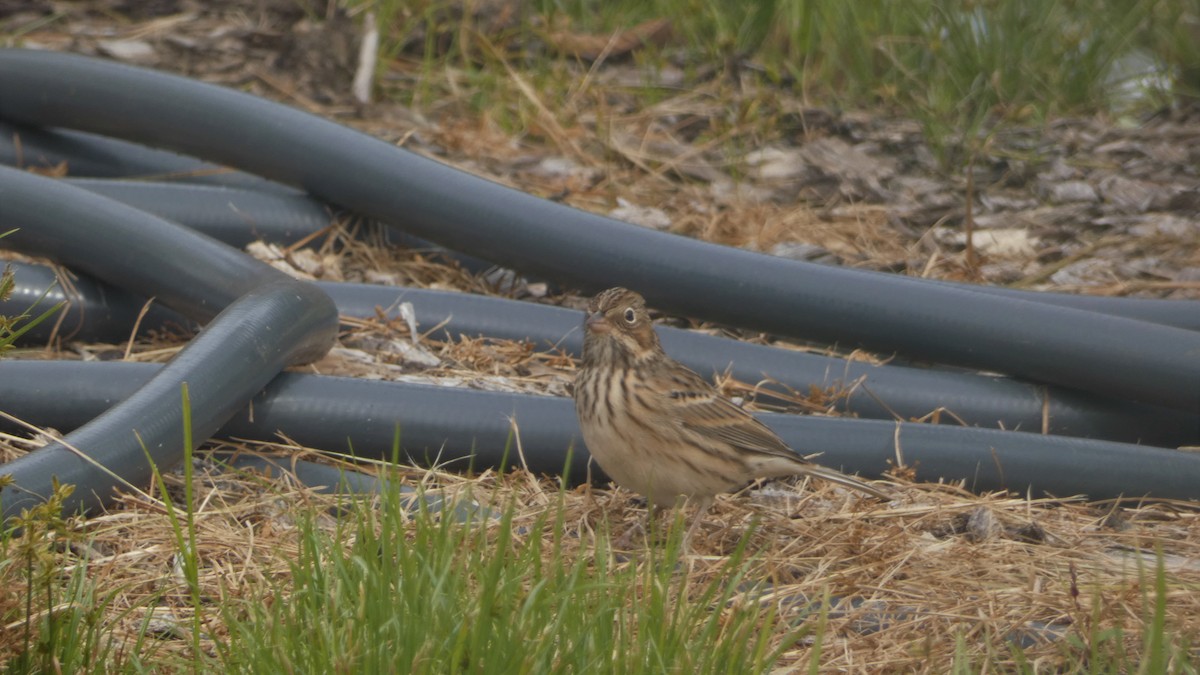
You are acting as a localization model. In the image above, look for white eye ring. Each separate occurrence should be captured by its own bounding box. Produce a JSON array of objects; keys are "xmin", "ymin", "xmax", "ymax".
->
[{"xmin": 623, "ymin": 308, "xmax": 636, "ymax": 323}]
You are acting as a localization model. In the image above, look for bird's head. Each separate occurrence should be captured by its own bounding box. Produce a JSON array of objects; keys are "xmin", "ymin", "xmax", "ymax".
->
[{"xmin": 582, "ymin": 287, "xmax": 662, "ymax": 364}]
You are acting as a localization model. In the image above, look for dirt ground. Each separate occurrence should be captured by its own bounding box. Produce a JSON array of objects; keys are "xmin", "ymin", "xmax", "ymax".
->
[{"xmin": 2, "ymin": 0, "xmax": 1200, "ymax": 670}]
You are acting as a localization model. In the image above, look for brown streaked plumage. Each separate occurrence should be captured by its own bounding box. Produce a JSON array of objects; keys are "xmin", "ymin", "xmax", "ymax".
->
[{"xmin": 574, "ymin": 287, "xmax": 889, "ymax": 524}]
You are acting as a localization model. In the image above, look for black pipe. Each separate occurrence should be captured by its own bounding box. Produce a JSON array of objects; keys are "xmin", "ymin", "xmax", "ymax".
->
[
  {"xmin": 0, "ymin": 51, "xmax": 1195, "ymax": 509},
  {"xmin": 1, "ymin": 122, "xmax": 499, "ymax": 272},
  {"xmin": 1, "ymin": 361, "xmax": 1197, "ymax": 502},
  {"xmin": 315, "ymin": 285, "xmax": 1200, "ymax": 447},
  {"xmin": 0, "ymin": 119, "xmax": 297, "ymax": 194},
  {"xmin": 0, "ymin": 166, "xmax": 339, "ymax": 518},
  {"xmin": 52, "ymin": 179, "xmax": 1200, "ymax": 331},
  {"xmin": 6, "ymin": 260, "xmax": 1195, "ymax": 447},
  {"xmin": 0, "ymin": 50, "xmax": 1195, "ymax": 411}
]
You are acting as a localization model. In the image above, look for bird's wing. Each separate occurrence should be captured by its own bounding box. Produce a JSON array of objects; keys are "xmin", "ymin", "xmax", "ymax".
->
[
  {"xmin": 660, "ymin": 367, "xmax": 802, "ymax": 461},
  {"xmin": 660, "ymin": 363, "xmax": 891, "ymax": 500}
]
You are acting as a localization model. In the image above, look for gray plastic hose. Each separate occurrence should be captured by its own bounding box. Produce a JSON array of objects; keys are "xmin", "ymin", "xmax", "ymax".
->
[
  {"xmin": 1, "ymin": 361, "xmax": 1197, "ymax": 502},
  {"xmin": 0, "ymin": 50, "xmax": 1195, "ymax": 411},
  {"xmin": 1, "ymin": 154, "xmax": 1192, "ymax": 329},
  {"xmin": 0, "ymin": 283, "xmax": 335, "ymax": 518},
  {"xmin": 55, "ymin": 178, "xmax": 498, "ymax": 273},
  {"xmin": 0, "ymin": 119, "xmax": 296, "ymax": 193},
  {"xmin": 62, "ymin": 178, "xmax": 334, "ymax": 248},
  {"xmin": 0, "ymin": 166, "xmax": 338, "ymax": 518},
  {"xmin": 2, "ymin": 51, "xmax": 1198, "ymax": 511},
  {"xmin": 5, "ymin": 260, "xmax": 1195, "ymax": 447}
]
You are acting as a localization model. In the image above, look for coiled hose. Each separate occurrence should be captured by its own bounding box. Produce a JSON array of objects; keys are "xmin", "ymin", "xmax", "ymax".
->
[
  {"xmin": 4, "ymin": 260, "xmax": 1197, "ymax": 448},
  {"xmin": 1, "ymin": 51, "xmax": 1197, "ymax": 509},
  {"xmin": 0, "ymin": 166, "xmax": 338, "ymax": 519}
]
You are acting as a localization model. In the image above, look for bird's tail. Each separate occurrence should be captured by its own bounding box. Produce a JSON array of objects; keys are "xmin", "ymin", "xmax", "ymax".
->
[{"xmin": 799, "ymin": 464, "xmax": 891, "ymax": 500}]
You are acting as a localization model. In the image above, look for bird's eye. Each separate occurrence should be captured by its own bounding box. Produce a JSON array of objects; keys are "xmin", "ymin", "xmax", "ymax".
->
[{"xmin": 623, "ymin": 308, "xmax": 636, "ymax": 323}]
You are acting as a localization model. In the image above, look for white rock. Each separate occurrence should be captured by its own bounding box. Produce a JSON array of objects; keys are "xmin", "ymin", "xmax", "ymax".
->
[
  {"xmin": 937, "ymin": 227, "xmax": 1039, "ymax": 259},
  {"xmin": 97, "ymin": 39, "xmax": 157, "ymax": 64},
  {"xmin": 1048, "ymin": 180, "xmax": 1099, "ymax": 204},
  {"xmin": 609, "ymin": 197, "xmax": 672, "ymax": 230}
]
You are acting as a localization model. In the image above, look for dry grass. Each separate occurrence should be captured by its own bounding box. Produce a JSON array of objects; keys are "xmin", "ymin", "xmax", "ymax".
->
[
  {"xmin": 2, "ymin": 437, "xmax": 1198, "ymax": 670},
  {"xmin": 3, "ymin": 2, "xmax": 1199, "ymax": 670}
]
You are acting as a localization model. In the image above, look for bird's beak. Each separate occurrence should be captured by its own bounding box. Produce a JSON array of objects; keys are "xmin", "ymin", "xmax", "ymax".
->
[{"xmin": 585, "ymin": 311, "xmax": 610, "ymax": 334}]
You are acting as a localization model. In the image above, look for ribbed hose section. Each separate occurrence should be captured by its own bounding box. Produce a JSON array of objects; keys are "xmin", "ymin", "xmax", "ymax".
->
[
  {"xmin": 4, "ymin": 261, "xmax": 1196, "ymax": 447},
  {"xmin": 1, "ymin": 361, "xmax": 1197, "ymax": 502},
  {"xmin": 1, "ymin": 143, "xmax": 1194, "ymax": 329},
  {"xmin": 0, "ymin": 165, "xmax": 282, "ymax": 319}
]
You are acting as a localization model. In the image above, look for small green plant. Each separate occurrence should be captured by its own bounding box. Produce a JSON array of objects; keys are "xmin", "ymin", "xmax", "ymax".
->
[
  {"xmin": 0, "ymin": 479, "xmax": 142, "ymax": 673},
  {"xmin": 0, "ymin": 230, "xmax": 66, "ymax": 354},
  {"xmin": 1011, "ymin": 546, "xmax": 1191, "ymax": 672},
  {"xmin": 1139, "ymin": 1, "xmax": 1200, "ymax": 101},
  {"xmin": 0, "ymin": 230, "xmax": 113, "ymax": 672},
  {"xmin": 0, "ymin": 265, "xmax": 11, "ymax": 355},
  {"xmin": 3, "ymin": 477, "xmax": 74, "ymax": 673},
  {"xmin": 144, "ymin": 383, "xmax": 216, "ymax": 667}
]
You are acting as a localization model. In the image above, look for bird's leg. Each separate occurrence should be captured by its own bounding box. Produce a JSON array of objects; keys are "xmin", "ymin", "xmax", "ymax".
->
[
  {"xmin": 615, "ymin": 501, "xmax": 657, "ymax": 550},
  {"xmin": 682, "ymin": 496, "xmax": 713, "ymax": 553}
]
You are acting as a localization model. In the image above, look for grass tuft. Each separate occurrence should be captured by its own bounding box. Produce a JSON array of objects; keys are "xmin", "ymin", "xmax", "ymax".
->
[
  {"xmin": 355, "ymin": 0, "xmax": 1194, "ymax": 170},
  {"xmin": 215, "ymin": 478, "xmax": 799, "ymax": 673}
]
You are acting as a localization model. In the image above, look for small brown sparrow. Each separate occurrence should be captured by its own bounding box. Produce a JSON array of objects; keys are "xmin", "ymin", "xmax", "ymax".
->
[{"xmin": 574, "ymin": 287, "xmax": 888, "ymax": 537}]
